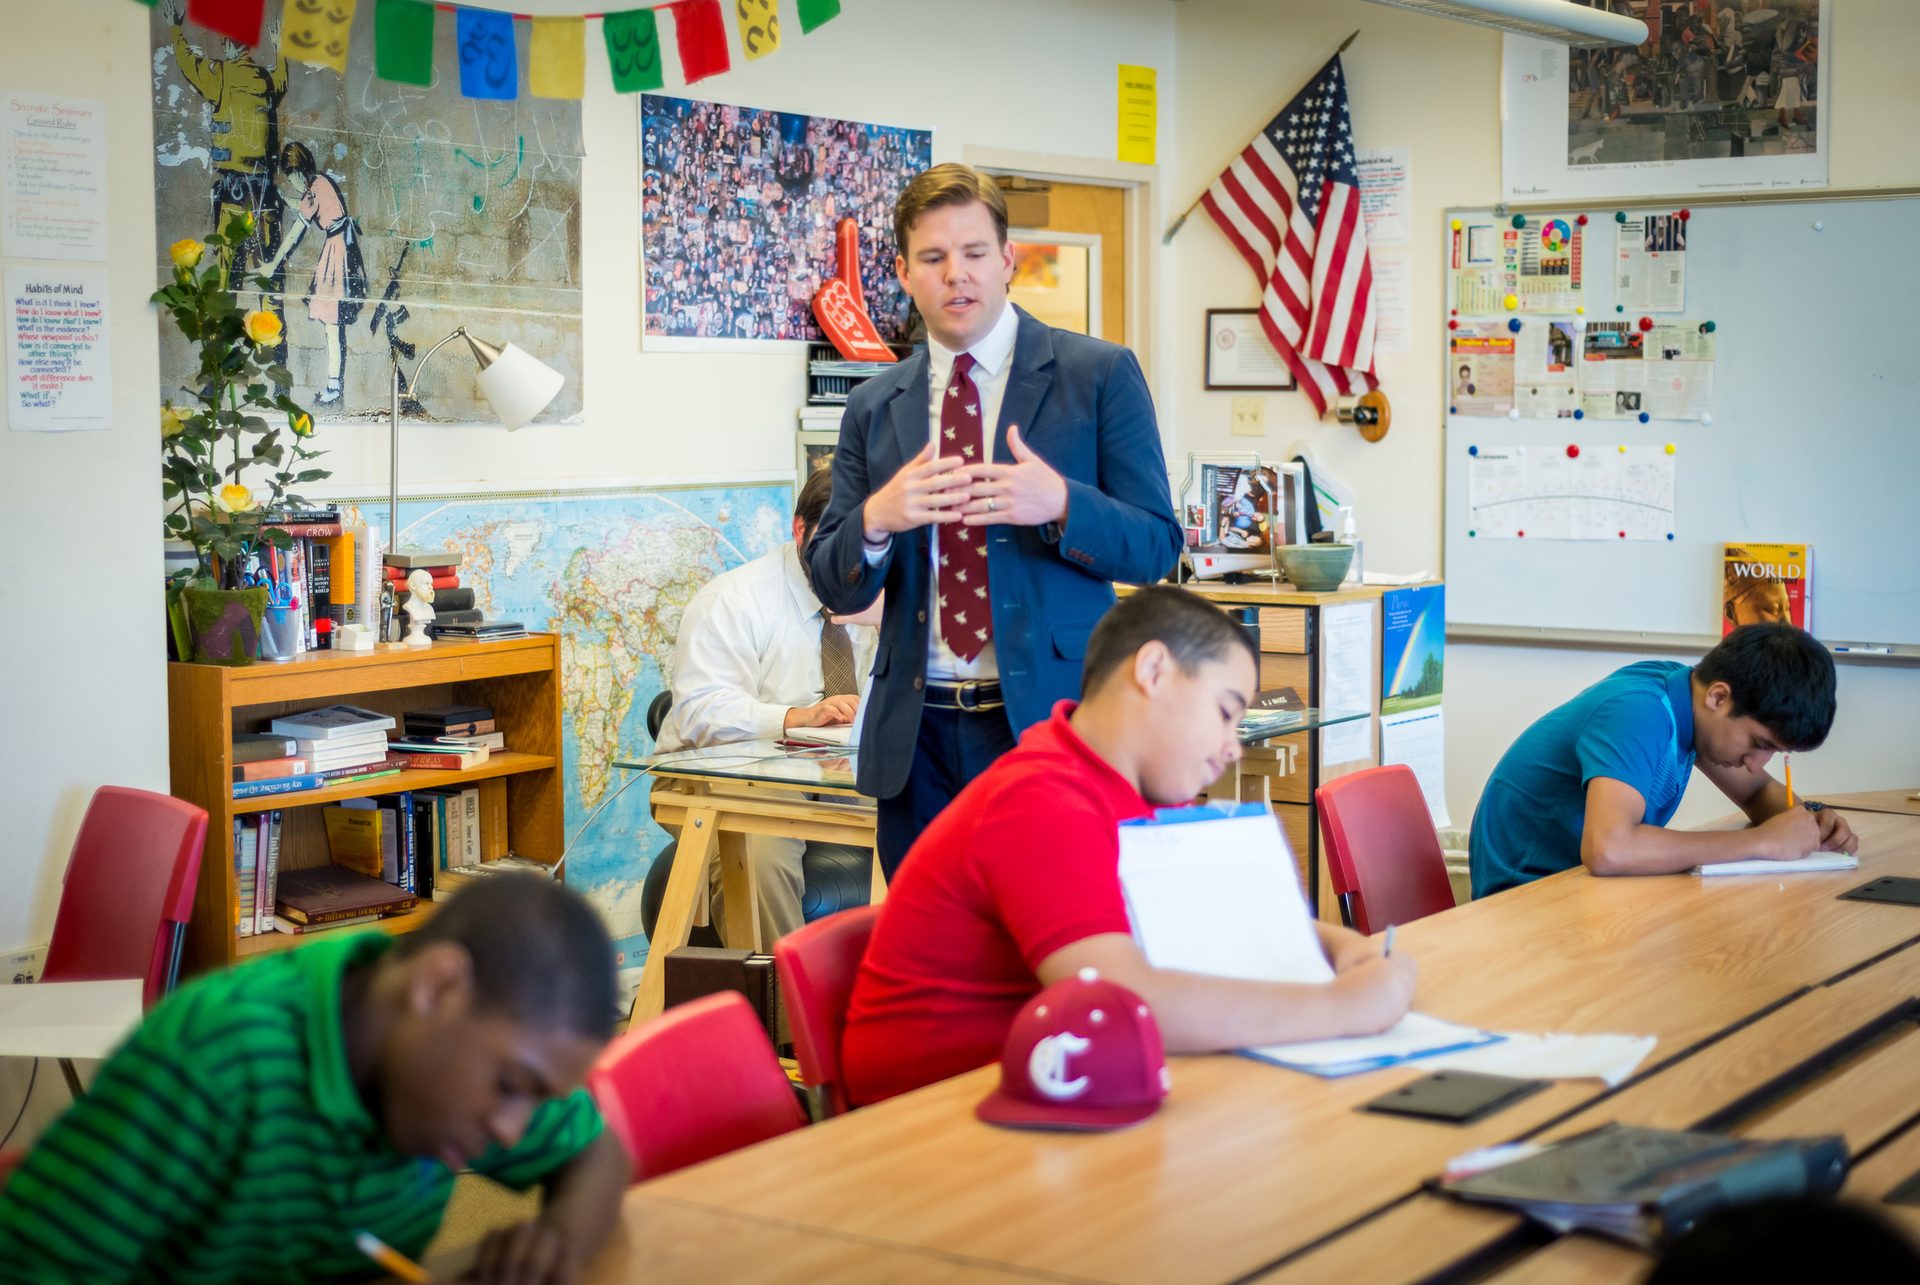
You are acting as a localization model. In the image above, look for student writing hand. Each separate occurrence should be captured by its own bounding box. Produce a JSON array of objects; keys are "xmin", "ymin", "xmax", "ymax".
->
[
  {"xmin": 1331, "ymin": 952, "xmax": 1417, "ymax": 1036},
  {"xmin": 785, "ymin": 694, "xmax": 860, "ymax": 730},
  {"xmin": 1754, "ymin": 804, "xmax": 1823, "ymax": 860},
  {"xmin": 862, "ymin": 443, "xmax": 970, "ymax": 541},
  {"xmin": 961, "ymin": 425, "xmax": 1069, "ymax": 528},
  {"xmin": 470, "ymin": 1217, "xmax": 579, "ymax": 1285},
  {"xmin": 1813, "ymin": 808, "xmax": 1859, "ymax": 855}
]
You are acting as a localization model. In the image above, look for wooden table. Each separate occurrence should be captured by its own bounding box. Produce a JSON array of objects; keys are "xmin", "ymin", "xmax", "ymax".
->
[
  {"xmin": 618, "ymin": 744, "xmax": 878, "ymax": 1026},
  {"xmin": 574, "ymin": 805, "xmax": 1920, "ymax": 1282},
  {"xmin": 620, "ymin": 710, "xmax": 1370, "ymax": 1026}
]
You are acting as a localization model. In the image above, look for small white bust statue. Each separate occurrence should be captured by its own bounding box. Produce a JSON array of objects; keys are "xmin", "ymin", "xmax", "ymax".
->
[{"xmin": 401, "ymin": 567, "xmax": 436, "ymax": 647}]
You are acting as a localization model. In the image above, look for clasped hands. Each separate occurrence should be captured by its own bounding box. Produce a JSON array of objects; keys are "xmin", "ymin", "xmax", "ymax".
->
[{"xmin": 862, "ymin": 425, "xmax": 1066, "ymax": 542}]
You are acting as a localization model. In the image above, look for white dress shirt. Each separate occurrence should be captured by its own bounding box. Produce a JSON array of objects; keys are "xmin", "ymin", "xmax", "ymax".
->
[
  {"xmin": 657, "ymin": 542, "xmax": 878, "ymax": 752},
  {"xmin": 864, "ymin": 300, "xmax": 1020, "ymax": 682}
]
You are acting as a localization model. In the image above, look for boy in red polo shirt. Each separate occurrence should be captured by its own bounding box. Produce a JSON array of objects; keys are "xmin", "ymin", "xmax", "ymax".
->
[{"xmin": 842, "ymin": 586, "xmax": 1417, "ymax": 1105}]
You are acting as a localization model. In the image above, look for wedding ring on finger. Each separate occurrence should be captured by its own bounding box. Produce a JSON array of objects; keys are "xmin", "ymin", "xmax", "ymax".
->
[{"xmin": 986, "ymin": 497, "xmax": 997, "ymax": 512}]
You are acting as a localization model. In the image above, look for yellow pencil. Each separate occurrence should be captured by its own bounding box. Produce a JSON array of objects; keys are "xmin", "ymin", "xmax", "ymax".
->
[
  {"xmin": 354, "ymin": 1230, "xmax": 432, "ymax": 1284},
  {"xmin": 1785, "ymin": 756, "xmax": 1795, "ymax": 808}
]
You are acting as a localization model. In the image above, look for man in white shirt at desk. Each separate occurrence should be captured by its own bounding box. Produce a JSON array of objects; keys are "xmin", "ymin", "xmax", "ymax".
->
[{"xmin": 656, "ymin": 466, "xmax": 879, "ymax": 943}]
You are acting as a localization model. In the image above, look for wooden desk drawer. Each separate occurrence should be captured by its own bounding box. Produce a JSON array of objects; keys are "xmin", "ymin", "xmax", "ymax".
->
[
  {"xmin": 1259, "ymin": 652, "xmax": 1310, "ymax": 695},
  {"xmin": 1257, "ymin": 608, "xmax": 1310, "ymax": 654}
]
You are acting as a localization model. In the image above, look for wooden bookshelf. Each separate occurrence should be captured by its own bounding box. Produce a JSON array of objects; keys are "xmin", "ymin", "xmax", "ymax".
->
[{"xmin": 168, "ymin": 634, "xmax": 565, "ymax": 975}]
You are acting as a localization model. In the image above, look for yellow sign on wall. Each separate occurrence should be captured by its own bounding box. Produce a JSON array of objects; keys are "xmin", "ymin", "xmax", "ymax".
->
[{"xmin": 1117, "ymin": 64, "xmax": 1157, "ymax": 165}]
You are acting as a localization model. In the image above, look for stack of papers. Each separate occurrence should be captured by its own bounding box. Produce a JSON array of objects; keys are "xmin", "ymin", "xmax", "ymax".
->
[
  {"xmin": 1247, "ymin": 1013, "xmax": 1502, "ymax": 1078},
  {"xmin": 1419, "ymin": 1033, "xmax": 1657, "ymax": 1088},
  {"xmin": 1694, "ymin": 852, "xmax": 1860, "ymax": 877}
]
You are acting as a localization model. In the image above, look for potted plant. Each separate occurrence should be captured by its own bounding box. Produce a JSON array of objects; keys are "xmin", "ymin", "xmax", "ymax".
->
[{"xmin": 156, "ymin": 215, "xmax": 328, "ymax": 664}]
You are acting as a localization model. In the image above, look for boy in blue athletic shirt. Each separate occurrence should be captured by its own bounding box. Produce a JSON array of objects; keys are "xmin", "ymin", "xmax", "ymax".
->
[{"xmin": 1471, "ymin": 623, "xmax": 1857, "ymax": 897}]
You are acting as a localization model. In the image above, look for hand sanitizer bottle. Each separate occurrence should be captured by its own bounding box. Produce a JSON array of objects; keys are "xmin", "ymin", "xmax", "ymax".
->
[{"xmin": 1338, "ymin": 506, "xmax": 1364, "ymax": 586}]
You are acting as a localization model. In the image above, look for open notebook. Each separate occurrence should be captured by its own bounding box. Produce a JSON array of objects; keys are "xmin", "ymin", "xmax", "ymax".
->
[
  {"xmin": 781, "ymin": 725, "xmax": 855, "ymax": 747},
  {"xmin": 1694, "ymin": 852, "xmax": 1860, "ymax": 877},
  {"xmin": 1117, "ymin": 803, "xmax": 1501, "ymax": 1077}
]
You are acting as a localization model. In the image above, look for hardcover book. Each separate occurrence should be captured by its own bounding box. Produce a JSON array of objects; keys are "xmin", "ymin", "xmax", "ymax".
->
[
  {"xmin": 269, "ymin": 704, "xmax": 398, "ymax": 741},
  {"xmin": 1722, "ymin": 542, "xmax": 1811, "ymax": 635},
  {"xmin": 275, "ymin": 865, "xmax": 415, "ymax": 925}
]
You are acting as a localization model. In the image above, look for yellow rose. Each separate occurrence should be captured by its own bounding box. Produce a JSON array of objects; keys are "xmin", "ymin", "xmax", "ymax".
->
[
  {"xmin": 161, "ymin": 404, "xmax": 190, "ymax": 439},
  {"xmin": 242, "ymin": 310, "xmax": 283, "ymax": 347},
  {"xmin": 169, "ymin": 238, "xmax": 205, "ymax": 269},
  {"xmin": 289, "ymin": 411, "xmax": 314, "ymax": 437},
  {"xmin": 214, "ymin": 483, "xmax": 256, "ymax": 514}
]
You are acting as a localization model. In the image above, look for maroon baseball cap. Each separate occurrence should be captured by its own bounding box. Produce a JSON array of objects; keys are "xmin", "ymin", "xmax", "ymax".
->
[{"xmin": 976, "ymin": 967, "xmax": 1170, "ymax": 1131}]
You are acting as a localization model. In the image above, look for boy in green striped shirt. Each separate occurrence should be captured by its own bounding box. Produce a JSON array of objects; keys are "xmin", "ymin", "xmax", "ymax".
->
[{"xmin": 0, "ymin": 875, "xmax": 630, "ymax": 1283}]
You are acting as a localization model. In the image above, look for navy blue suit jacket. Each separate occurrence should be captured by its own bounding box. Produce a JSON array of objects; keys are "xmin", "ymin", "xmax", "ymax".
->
[{"xmin": 806, "ymin": 306, "xmax": 1183, "ymax": 800}]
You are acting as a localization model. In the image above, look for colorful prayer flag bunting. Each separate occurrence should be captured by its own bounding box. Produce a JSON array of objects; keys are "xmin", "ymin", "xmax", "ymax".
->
[
  {"xmin": 530, "ymin": 17, "xmax": 586, "ymax": 99},
  {"xmin": 186, "ymin": 0, "xmax": 265, "ymax": 46},
  {"xmin": 374, "ymin": 0, "xmax": 435, "ymax": 86},
  {"xmin": 796, "ymin": 0, "xmax": 842, "ymax": 35},
  {"xmin": 671, "ymin": 0, "xmax": 730, "ymax": 85},
  {"xmin": 456, "ymin": 7, "xmax": 517, "ymax": 100},
  {"xmin": 603, "ymin": 8, "xmax": 665, "ymax": 93},
  {"xmin": 282, "ymin": 0, "xmax": 357, "ymax": 74},
  {"xmin": 735, "ymin": 0, "xmax": 781, "ymax": 61}
]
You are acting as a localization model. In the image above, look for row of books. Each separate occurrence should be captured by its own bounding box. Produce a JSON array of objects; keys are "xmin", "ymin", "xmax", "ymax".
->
[
  {"xmin": 231, "ymin": 704, "xmax": 504, "ymax": 800},
  {"xmin": 272, "ymin": 856, "xmax": 557, "ymax": 939}
]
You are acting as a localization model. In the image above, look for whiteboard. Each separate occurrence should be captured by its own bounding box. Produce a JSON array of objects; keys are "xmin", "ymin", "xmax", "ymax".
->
[{"xmin": 1443, "ymin": 194, "xmax": 1920, "ymax": 650}]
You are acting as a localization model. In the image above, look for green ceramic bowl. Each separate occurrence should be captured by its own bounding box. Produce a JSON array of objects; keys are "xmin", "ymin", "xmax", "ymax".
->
[{"xmin": 1276, "ymin": 544, "xmax": 1354, "ymax": 592}]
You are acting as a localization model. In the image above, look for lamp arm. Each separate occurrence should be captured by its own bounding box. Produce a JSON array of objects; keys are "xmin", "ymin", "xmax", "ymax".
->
[{"xmin": 388, "ymin": 326, "xmax": 473, "ymax": 567}]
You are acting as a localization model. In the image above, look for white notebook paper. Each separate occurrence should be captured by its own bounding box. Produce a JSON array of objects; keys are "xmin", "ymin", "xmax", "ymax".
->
[
  {"xmin": 1118, "ymin": 803, "xmax": 1502, "ymax": 1076},
  {"xmin": 1695, "ymin": 852, "xmax": 1861, "ymax": 877}
]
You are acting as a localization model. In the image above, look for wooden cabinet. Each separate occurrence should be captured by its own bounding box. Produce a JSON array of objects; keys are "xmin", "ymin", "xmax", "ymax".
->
[
  {"xmin": 1156, "ymin": 583, "xmax": 1406, "ymax": 923},
  {"xmin": 167, "ymin": 635, "xmax": 565, "ymax": 975}
]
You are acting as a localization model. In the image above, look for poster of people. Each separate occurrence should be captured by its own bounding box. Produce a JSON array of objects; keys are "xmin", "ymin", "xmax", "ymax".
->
[
  {"xmin": 149, "ymin": 5, "xmax": 585, "ymax": 424},
  {"xmin": 640, "ymin": 95, "xmax": 931, "ymax": 345},
  {"xmin": 1502, "ymin": 1, "xmax": 1828, "ymax": 202}
]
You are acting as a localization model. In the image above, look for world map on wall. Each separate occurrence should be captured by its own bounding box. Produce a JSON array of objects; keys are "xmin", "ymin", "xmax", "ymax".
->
[{"xmin": 393, "ymin": 485, "xmax": 792, "ymax": 973}]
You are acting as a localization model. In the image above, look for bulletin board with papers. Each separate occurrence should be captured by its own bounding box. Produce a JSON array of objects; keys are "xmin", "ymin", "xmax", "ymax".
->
[{"xmin": 1441, "ymin": 193, "xmax": 1920, "ymax": 653}]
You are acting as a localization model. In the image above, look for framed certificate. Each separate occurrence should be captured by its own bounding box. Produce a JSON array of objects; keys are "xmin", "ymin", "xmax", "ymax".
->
[
  {"xmin": 1205, "ymin": 309, "xmax": 1296, "ymax": 391},
  {"xmin": 796, "ymin": 428, "xmax": 839, "ymax": 491}
]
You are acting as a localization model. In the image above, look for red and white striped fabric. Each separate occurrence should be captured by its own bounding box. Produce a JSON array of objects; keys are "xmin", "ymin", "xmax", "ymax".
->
[{"xmin": 1200, "ymin": 54, "xmax": 1376, "ymax": 415}]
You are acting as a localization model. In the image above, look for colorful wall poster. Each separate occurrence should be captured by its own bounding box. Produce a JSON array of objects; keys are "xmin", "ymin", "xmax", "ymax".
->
[
  {"xmin": 641, "ymin": 94, "xmax": 930, "ymax": 344},
  {"xmin": 1502, "ymin": 0, "xmax": 1829, "ymax": 202},
  {"xmin": 150, "ymin": 6, "xmax": 584, "ymax": 424}
]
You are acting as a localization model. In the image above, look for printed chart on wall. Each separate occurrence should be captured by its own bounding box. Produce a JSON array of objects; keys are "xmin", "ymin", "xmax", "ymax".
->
[
  {"xmin": 148, "ymin": 7, "xmax": 585, "ymax": 425},
  {"xmin": 1380, "ymin": 585, "xmax": 1446, "ymax": 827},
  {"xmin": 387, "ymin": 483, "xmax": 793, "ymax": 977}
]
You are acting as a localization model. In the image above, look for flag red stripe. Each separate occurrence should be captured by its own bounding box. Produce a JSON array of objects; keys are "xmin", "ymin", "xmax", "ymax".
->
[{"xmin": 1201, "ymin": 191, "xmax": 1269, "ymax": 282}]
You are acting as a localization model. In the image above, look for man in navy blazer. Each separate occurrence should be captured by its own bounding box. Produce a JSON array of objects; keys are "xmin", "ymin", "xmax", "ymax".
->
[{"xmin": 807, "ymin": 164, "xmax": 1182, "ymax": 875}]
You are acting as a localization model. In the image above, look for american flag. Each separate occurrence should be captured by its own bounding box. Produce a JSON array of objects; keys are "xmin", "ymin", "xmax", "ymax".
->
[{"xmin": 1200, "ymin": 55, "xmax": 1376, "ymax": 415}]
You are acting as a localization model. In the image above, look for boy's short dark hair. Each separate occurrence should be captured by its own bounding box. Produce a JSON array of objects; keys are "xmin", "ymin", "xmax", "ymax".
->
[
  {"xmin": 1695, "ymin": 622, "xmax": 1836, "ymax": 750},
  {"xmin": 1648, "ymin": 1198, "xmax": 1920, "ymax": 1282},
  {"xmin": 395, "ymin": 874, "xmax": 618, "ymax": 1040},
  {"xmin": 796, "ymin": 464, "xmax": 835, "ymax": 537},
  {"xmin": 1082, "ymin": 586, "xmax": 1258, "ymax": 698}
]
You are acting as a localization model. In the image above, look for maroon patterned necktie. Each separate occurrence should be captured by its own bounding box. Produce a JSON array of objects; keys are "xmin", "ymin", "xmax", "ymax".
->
[{"xmin": 938, "ymin": 352, "xmax": 991, "ymax": 661}]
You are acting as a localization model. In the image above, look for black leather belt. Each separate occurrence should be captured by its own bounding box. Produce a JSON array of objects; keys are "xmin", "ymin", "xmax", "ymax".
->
[{"xmin": 923, "ymin": 680, "xmax": 1004, "ymax": 712}]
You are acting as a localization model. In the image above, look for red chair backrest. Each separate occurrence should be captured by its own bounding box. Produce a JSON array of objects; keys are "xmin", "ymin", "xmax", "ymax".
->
[
  {"xmin": 1315, "ymin": 765, "xmax": 1456, "ymax": 937},
  {"xmin": 40, "ymin": 786, "xmax": 208, "ymax": 1008},
  {"xmin": 773, "ymin": 904, "xmax": 880, "ymax": 1117},
  {"xmin": 588, "ymin": 990, "xmax": 804, "ymax": 1182}
]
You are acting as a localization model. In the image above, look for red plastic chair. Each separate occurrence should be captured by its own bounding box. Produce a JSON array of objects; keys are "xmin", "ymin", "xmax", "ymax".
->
[
  {"xmin": 1316, "ymin": 765, "xmax": 1457, "ymax": 937},
  {"xmin": 588, "ymin": 991, "xmax": 804, "ymax": 1182},
  {"xmin": 773, "ymin": 904, "xmax": 880, "ymax": 1119},
  {"xmin": 41, "ymin": 787, "xmax": 208, "ymax": 1009}
]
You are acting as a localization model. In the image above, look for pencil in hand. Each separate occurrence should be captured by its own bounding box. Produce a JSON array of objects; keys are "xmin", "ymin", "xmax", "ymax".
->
[{"xmin": 354, "ymin": 1230, "xmax": 432, "ymax": 1284}]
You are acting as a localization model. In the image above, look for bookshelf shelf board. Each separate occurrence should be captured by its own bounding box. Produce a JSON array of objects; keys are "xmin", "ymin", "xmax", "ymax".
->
[
  {"xmin": 236, "ymin": 901, "xmax": 441, "ymax": 959},
  {"xmin": 230, "ymin": 752, "xmax": 558, "ymax": 815}
]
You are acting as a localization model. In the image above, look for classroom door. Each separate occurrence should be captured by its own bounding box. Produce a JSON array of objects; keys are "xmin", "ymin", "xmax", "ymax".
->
[{"xmin": 993, "ymin": 178, "xmax": 1127, "ymax": 348}]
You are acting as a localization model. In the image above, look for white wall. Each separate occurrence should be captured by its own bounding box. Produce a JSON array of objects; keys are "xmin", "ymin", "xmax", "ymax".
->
[
  {"xmin": 0, "ymin": 0, "xmax": 1177, "ymax": 956},
  {"xmin": 0, "ymin": 5, "xmax": 168, "ymax": 956},
  {"xmin": 1171, "ymin": 0, "xmax": 1920, "ymax": 838}
]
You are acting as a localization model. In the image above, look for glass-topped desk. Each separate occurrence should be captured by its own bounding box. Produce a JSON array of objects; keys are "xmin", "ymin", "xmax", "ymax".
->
[{"xmin": 614, "ymin": 707, "xmax": 1368, "ymax": 1025}]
